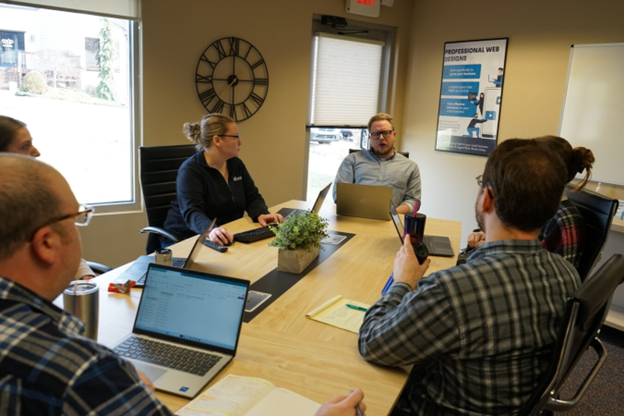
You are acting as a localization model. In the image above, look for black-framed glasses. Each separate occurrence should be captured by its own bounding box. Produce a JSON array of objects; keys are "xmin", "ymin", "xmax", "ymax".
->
[
  {"xmin": 28, "ymin": 204, "xmax": 94, "ymax": 241},
  {"xmin": 476, "ymin": 175, "xmax": 493, "ymax": 198},
  {"xmin": 218, "ymin": 135, "xmax": 240, "ymax": 139},
  {"xmin": 369, "ymin": 130, "xmax": 393, "ymax": 140}
]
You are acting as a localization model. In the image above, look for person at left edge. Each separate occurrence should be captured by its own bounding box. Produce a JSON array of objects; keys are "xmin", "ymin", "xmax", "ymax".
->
[
  {"xmin": 163, "ymin": 113, "xmax": 283, "ymax": 246},
  {"xmin": 0, "ymin": 115, "xmax": 95, "ymax": 280}
]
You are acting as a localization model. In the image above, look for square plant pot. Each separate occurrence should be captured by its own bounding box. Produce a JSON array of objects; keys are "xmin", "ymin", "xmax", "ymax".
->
[{"xmin": 277, "ymin": 246, "xmax": 320, "ymax": 274}]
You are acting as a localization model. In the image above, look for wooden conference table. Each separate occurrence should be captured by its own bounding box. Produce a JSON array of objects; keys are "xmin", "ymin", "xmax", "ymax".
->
[{"xmin": 91, "ymin": 200, "xmax": 461, "ymax": 415}]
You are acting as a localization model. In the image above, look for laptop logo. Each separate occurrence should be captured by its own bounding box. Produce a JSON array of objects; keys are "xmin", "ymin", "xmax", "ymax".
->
[{"xmin": 179, "ymin": 386, "xmax": 189, "ymax": 392}]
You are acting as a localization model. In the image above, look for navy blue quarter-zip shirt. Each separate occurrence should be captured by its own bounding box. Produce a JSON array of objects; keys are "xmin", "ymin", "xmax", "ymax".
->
[{"xmin": 162, "ymin": 151, "xmax": 269, "ymax": 242}]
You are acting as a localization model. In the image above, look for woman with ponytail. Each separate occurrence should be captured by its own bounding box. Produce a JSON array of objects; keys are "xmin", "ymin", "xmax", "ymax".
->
[{"xmin": 162, "ymin": 113, "xmax": 283, "ymax": 246}]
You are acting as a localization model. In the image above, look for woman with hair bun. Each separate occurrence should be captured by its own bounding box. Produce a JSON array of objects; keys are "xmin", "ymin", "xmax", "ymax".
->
[
  {"xmin": 464, "ymin": 136, "xmax": 595, "ymax": 270},
  {"xmin": 163, "ymin": 113, "xmax": 283, "ymax": 246},
  {"xmin": 536, "ymin": 135, "xmax": 595, "ymax": 269}
]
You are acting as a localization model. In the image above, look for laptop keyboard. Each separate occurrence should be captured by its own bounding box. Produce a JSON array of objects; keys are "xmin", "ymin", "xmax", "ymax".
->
[
  {"xmin": 233, "ymin": 226, "xmax": 276, "ymax": 243},
  {"xmin": 114, "ymin": 336, "xmax": 222, "ymax": 376},
  {"xmin": 136, "ymin": 258, "xmax": 185, "ymax": 285},
  {"xmin": 424, "ymin": 236, "xmax": 452, "ymax": 251}
]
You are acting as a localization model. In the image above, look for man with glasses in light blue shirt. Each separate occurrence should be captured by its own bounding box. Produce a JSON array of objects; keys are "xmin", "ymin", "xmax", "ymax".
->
[{"xmin": 333, "ymin": 113, "xmax": 421, "ymax": 215}]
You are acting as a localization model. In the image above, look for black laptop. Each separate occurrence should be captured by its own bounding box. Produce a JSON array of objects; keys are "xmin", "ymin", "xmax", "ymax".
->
[{"xmin": 389, "ymin": 202, "xmax": 455, "ymax": 257}]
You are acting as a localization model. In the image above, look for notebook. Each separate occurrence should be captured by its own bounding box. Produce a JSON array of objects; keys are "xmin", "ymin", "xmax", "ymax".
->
[
  {"xmin": 277, "ymin": 182, "xmax": 331, "ymax": 218},
  {"xmin": 389, "ymin": 202, "xmax": 454, "ymax": 257},
  {"xmin": 111, "ymin": 263, "xmax": 249, "ymax": 399},
  {"xmin": 176, "ymin": 374, "xmax": 320, "ymax": 416},
  {"xmin": 336, "ymin": 182, "xmax": 392, "ymax": 221},
  {"xmin": 116, "ymin": 219, "xmax": 216, "ymax": 288}
]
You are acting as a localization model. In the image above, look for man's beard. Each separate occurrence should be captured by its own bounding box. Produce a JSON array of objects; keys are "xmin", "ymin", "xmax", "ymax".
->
[{"xmin": 475, "ymin": 197, "xmax": 486, "ymax": 232}]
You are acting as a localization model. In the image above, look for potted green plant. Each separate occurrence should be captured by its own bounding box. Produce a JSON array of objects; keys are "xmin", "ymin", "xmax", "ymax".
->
[{"xmin": 269, "ymin": 211, "xmax": 329, "ymax": 274}]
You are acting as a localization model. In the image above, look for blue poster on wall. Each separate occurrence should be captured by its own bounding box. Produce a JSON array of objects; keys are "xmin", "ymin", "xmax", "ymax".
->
[{"xmin": 435, "ymin": 38, "xmax": 508, "ymax": 156}]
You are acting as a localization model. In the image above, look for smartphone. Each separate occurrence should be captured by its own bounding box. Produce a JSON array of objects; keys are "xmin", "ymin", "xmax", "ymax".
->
[{"xmin": 245, "ymin": 290, "xmax": 272, "ymax": 313}]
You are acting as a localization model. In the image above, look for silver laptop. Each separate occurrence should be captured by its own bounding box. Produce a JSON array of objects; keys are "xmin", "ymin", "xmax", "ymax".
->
[
  {"xmin": 111, "ymin": 263, "xmax": 249, "ymax": 398},
  {"xmin": 117, "ymin": 219, "xmax": 216, "ymax": 288},
  {"xmin": 389, "ymin": 202, "xmax": 455, "ymax": 257},
  {"xmin": 336, "ymin": 182, "xmax": 392, "ymax": 221}
]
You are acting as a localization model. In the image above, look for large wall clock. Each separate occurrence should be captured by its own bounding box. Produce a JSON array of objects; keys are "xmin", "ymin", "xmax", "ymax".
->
[{"xmin": 195, "ymin": 37, "xmax": 269, "ymax": 122}]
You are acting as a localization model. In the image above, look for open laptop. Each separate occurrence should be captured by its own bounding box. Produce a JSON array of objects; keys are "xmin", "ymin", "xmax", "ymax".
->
[
  {"xmin": 111, "ymin": 263, "xmax": 249, "ymax": 398},
  {"xmin": 336, "ymin": 182, "xmax": 392, "ymax": 221},
  {"xmin": 277, "ymin": 182, "xmax": 331, "ymax": 218},
  {"xmin": 233, "ymin": 183, "xmax": 331, "ymax": 243},
  {"xmin": 116, "ymin": 219, "xmax": 216, "ymax": 287},
  {"xmin": 389, "ymin": 202, "xmax": 455, "ymax": 257}
]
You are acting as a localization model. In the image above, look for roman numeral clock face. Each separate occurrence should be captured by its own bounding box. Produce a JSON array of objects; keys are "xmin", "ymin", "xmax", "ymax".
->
[{"xmin": 195, "ymin": 37, "xmax": 269, "ymax": 122}]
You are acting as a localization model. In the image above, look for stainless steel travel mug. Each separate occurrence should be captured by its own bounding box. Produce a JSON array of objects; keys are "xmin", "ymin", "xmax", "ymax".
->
[
  {"xmin": 63, "ymin": 281, "xmax": 99, "ymax": 340},
  {"xmin": 155, "ymin": 248, "xmax": 173, "ymax": 265}
]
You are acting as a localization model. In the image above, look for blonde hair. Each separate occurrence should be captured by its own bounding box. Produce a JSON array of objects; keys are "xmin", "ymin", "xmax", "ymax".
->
[
  {"xmin": 535, "ymin": 135, "xmax": 595, "ymax": 192},
  {"xmin": 183, "ymin": 113, "xmax": 235, "ymax": 151},
  {"xmin": 368, "ymin": 113, "xmax": 395, "ymax": 132}
]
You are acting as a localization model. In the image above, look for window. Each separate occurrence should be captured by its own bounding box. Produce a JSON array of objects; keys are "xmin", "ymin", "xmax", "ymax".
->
[
  {"xmin": 310, "ymin": 33, "xmax": 384, "ymax": 126},
  {"xmin": 0, "ymin": 30, "xmax": 24, "ymax": 68},
  {"xmin": 306, "ymin": 26, "xmax": 390, "ymax": 199},
  {"xmin": 0, "ymin": 2, "xmax": 140, "ymax": 212},
  {"xmin": 84, "ymin": 37, "xmax": 100, "ymax": 70}
]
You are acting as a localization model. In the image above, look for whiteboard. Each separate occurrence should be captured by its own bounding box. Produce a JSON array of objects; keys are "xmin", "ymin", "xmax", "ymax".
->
[{"xmin": 559, "ymin": 43, "xmax": 624, "ymax": 186}]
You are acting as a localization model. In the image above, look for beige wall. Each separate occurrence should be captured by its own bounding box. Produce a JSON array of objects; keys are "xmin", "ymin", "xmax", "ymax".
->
[
  {"xmin": 401, "ymin": 0, "xmax": 624, "ymax": 243},
  {"xmin": 81, "ymin": 0, "xmax": 415, "ymax": 267}
]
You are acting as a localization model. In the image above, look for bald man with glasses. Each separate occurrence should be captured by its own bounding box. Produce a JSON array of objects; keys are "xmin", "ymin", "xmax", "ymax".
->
[{"xmin": 333, "ymin": 113, "xmax": 421, "ymax": 215}]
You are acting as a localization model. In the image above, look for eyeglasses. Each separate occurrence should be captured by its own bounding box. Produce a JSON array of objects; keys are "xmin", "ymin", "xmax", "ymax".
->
[
  {"xmin": 369, "ymin": 130, "xmax": 393, "ymax": 140},
  {"xmin": 475, "ymin": 175, "xmax": 493, "ymax": 198},
  {"xmin": 28, "ymin": 204, "xmax": 94, "ymax": 241},
  {"xmin": 219, "ymin": 135, "xmax": 240, "ymax": 140}
]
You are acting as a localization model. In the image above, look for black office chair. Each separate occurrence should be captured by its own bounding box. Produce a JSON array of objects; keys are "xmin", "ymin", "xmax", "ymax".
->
[
  {"xmin": 86, "ymin": 261, "xmax": 113, "ymax": 275},
  {"xmin": 519, "ymin": 254, "xmax": 624, "ymax": 415},
  {"xmin": 348, "ymin": 148, "xmax": 410, "ymax": 158},
  {"xmin": 139, "ymin": 144, "xmax": 197, "ymax": 254},
  {"xmin": 565, "ymin": 185, "xmax": 619, "ymax": 281}
]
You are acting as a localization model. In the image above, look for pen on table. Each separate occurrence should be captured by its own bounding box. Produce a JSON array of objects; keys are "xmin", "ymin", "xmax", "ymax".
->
[
  {"xmin": 346, "ymin": 304, "xmax": 368, "ymax": 312},
  {"xmin": 350, "ymin": 390, "xmax": 365, "ymax": 416}
]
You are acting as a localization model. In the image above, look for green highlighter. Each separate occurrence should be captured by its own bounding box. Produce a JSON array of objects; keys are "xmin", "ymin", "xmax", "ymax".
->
[{"xmin": 346, "ymin": 304, "xmax": 368, "ymax": 312}]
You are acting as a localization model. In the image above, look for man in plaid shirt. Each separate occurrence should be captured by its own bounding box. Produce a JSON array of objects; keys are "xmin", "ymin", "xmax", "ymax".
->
[{"xmin": 359, "ymin": 139, "xmax": 581, "ymax": 415}]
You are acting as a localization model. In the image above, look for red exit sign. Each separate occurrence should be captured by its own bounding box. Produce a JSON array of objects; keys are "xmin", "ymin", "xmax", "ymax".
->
[{"xmin": 346, "ymin": 0, "xmax": 380, "ymax": 17}]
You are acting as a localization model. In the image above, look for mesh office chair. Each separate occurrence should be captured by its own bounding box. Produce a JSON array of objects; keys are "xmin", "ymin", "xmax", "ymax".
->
[
  {"xmin": 565, "ymin": 185, "xmax": 619, "ymax": 281},
  {"xmin": 139, "ymin": 144, "xmax": 197, "ymax": 254},
  {"xmin": 519, "ymin": 254, "xmax": 624, "ymax": 415},
  {"xmin": 349, "ymin": 148, "xmax": 410, "ymax": 158}
]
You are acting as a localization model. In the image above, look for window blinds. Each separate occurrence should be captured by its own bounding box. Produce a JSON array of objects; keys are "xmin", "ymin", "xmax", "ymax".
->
[{"xmin": 310, "ymin": 32, "xmax": 383, "ymax": 126}]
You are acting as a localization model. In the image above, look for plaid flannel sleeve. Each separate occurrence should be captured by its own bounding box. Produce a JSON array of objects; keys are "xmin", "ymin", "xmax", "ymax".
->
[
  {"xmin": 64, "ymin": 354, "xmax": 173, "ymax": 416},
  {"xmin": 358, "ymin": 279, "xmax": 460, "ymax": 367}
]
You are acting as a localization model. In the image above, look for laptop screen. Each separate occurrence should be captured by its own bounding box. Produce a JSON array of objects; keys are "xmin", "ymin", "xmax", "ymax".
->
[
  {"xmin": 311, "ymin": 183, "xmax": 331, "ymax": 213},
  {"xmin": 134, "ymin": 264, "xmax": 248, "ymax": 350},
  {"xmin": 390, "ymin": 202, "xmax": 405, "ymax": 243}
]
